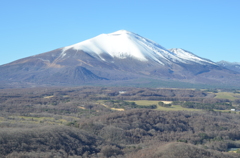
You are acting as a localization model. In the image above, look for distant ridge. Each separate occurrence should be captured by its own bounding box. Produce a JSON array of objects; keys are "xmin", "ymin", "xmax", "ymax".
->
[{"xmin": 217, "ymin": 60, "xmax": 240, "ymax": 73}]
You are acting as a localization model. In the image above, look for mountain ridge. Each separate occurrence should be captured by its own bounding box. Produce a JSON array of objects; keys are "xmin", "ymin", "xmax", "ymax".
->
[
  {"xmin": 1, "ymin": 30, "xmax": 240, "ymax": 88},
  {"xmin": 217, "ymin": 60, "xmax": 240, "ymax": 73}
]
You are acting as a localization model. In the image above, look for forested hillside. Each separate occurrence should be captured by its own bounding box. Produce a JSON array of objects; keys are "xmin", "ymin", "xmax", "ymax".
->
[{"xmin": 0, "ymin": 87, "xmax": 240, "ymax": 157}]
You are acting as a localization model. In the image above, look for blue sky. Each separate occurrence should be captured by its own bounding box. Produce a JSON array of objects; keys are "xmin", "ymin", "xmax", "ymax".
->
[{"xmin": 1, "ymin": 0, "xmax": 240, "ymax": 65}]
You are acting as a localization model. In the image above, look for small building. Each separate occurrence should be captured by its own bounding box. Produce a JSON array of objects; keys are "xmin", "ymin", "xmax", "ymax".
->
[{"xmin": 231, "ymin": 109, "xmax": 236, "ymax": 111}]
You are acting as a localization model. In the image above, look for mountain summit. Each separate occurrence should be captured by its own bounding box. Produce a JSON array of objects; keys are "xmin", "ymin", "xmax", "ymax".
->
[
  {"xmin": 0, "ymin": 30, "xmax": 240, "ymax": 88},
  {"xmin": 62, "ymin": 30, "xmax": 214, "ymax": 65}
]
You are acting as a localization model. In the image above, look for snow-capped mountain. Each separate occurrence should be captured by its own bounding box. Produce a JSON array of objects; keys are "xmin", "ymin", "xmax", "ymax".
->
[
  {"xmin": 217, "ymin": 60, "xmax": 240, "ymax": 73},
  {"xmin": 0, "ymin": 30, "xmax": 240, "ymax": 88},
  {"xmin": 61, "ymin": 30, "xmax": 214, "ymax": 65}
]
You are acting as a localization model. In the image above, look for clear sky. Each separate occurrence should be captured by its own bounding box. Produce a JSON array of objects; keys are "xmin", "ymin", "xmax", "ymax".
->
[{"xmin": 1, "ymin": 0, "xmax": 240, "ymax": 65}]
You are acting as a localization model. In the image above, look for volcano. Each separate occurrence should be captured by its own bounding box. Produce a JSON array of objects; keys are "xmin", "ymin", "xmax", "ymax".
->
[{"xmin": 0, "ymin": 30, "xmax": 239, "ymax": 88}]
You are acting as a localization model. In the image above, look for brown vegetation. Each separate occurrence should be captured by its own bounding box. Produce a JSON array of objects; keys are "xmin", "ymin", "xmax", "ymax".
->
[{"xmin": 0, "ymin": 87, "xmax": 240, "ymax": 157}]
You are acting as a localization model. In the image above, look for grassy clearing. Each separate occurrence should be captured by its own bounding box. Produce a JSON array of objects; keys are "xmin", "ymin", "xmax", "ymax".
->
[
  {"xmin": 228, "ymin": 148, "xmax": 240, "ymax": 153},
  {"xmin": 156, "ymin": 105, "xmax": 201, "ymax": 111},
  {"xmin": 97, "ymin": 101, "xmax": 125, "ymax": 111},
  {"xmin": 127, "ymin": 100, "xmax": 200, "ymax": 111},
  {"xmin": 97, "ymin": 100, "xmax": 234, "ymax": 112},
  {"xmin": 214, "ymin": 92, "xmax": 240, "ymax": 101},
  {"xmin": 127, "ymin": 100, "xmax": 160, "ymax": 106},
  {"xmin": 43, "ymin": 95, "xmax": 54, "ymax": 99},
  {"xmin": 78, "ymin": 106, "xmax": 86, "ymax": 109},
  {"xmin": 111, "ymin": 108, "xmax": 125, "ymax": 111}
]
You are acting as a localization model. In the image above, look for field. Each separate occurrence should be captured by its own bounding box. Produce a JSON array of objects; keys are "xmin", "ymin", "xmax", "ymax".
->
[
  {"xmin": 127, "ymin": 100, "xmax": 213, "ymax": 111},
  {"xmin": 97, "ymin": 98, "xmax": 237, "ymax": 112},
  {"xmin": 214, "ymin": 92, "xmax": 240, "ymax": 101}
]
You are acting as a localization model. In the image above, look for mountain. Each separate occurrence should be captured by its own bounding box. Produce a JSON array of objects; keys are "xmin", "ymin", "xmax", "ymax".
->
[
  {"xmin": 217, "ymin": 60, "xmax": 240, "ymax": 73},
  {"xmin": 1, "ymin": 30, "xmax": 240, "ymax": 88},
  {"xmin": 62, "ymin": 30, "xmax": 216, "ymax": 66}
]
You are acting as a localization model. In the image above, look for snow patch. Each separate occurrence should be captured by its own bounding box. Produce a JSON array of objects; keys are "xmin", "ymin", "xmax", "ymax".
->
[{"xmin": 60, "ymin": 52, "xmax": 66, "ymax": 58}]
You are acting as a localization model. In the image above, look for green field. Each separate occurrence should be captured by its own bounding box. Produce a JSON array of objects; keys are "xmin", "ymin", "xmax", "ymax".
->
[
  {"xmin": 127, "ymin": 100, "xmax": 201, "ymax": 111},
  {"xmin": 214, "ymin": 92, "xmax": 240, "ymax": 100},
  {"xmin": 98, "ymin": 99, "xmax": 236, "ymax": 112}
]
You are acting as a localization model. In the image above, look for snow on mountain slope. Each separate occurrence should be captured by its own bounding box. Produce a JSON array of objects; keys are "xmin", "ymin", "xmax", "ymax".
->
[
  {"xmin": 62, "ymin": 30, "xmax": 216, "ymax": 66},
  {"xmin": 63, "ymin": 30, "xmax": 164, "ymax": 64},
  {"xmin": 217, "ymin": 60, "xmax": 240, "ymax": 73},
  {"xmin": 217, "ymin": 60, "xmax": 240, "ymax": 66},
  {"xmin": 169, "ymin": 48, "xmax": 216, "ymax": 65}
]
